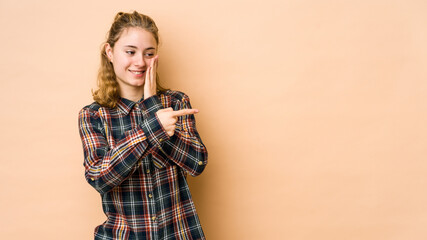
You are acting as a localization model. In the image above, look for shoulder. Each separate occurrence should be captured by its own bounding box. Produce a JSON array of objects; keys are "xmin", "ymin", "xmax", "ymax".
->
[
  {"xmin": 158, "ymin": 90, "xmax": 194, "ymax": 110},
  {"xmin": 160, "ymin": 89, "xmax": 191, "ymax": 102},
  {"xmin": 82, "ymin": 102, "xmax": 102, "ymax": 111},
  {"xmin": 79, "ymin": 102, "xmax": 102, "ymax": 118}
]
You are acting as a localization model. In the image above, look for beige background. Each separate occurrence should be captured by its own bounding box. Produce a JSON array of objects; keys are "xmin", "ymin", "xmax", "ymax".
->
[{"xmin": 1, "ymin": 0, "xmax": 426, "ymax": 239}]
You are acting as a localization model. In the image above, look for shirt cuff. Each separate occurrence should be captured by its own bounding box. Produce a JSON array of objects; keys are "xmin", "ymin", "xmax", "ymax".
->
[{"xmin": 139, "ymin": 112, "xmax": 170, "ymax": 148}]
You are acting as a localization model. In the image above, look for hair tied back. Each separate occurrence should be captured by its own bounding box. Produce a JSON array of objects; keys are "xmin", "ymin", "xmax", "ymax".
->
[{"xmin": 114, "ymin": 12, "xmax": 124, "ymax": 21}]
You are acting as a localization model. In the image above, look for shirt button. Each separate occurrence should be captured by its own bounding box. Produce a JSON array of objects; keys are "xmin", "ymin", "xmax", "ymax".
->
[
  {"xmin": 152, "ymin": 216, "xmax": 156, "ymax": 221},
  {"xmin": 198, "ymin": 161, "xmax": 203, "ymax": 166},
  {"xmin": 146, "ymin": 169, "xmax": 150, "ymax": 174},
  {"xmin": 149, "ymin": 194, "xmax": 153, "ymax": 198},
  {"xmin": 90, "ymin": 178, "xmax": 95, "ymax": 181},
  {"xmin": 159, "ymin": 138, "xmax": 163, "ymax": 143}
]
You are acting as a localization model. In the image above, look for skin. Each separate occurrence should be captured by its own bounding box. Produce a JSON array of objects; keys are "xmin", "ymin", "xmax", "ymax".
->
[{"xmin": 105, "ymin": 27, "xmax": 198, "ymax": 136}]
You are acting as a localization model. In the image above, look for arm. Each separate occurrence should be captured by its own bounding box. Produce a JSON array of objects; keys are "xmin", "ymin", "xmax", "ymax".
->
[
  {"xmin": 142, "ymin": 57, "xmax": 207, "ymax": 175},
  {"xmin": 78, "ymin": 105, "xmax": 168, "ymax": 194},
  {"xmin": 151, "ymin": 94, "xmax": 208, "ymax": 176}
]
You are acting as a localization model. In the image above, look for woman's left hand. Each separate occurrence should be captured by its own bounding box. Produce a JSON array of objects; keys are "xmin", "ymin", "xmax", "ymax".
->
[{"xmin": 144, "ymin": 55, "xmax": 158, "ymax": 99}]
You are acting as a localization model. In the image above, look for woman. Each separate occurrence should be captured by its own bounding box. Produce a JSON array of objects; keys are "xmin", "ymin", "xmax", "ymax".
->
[{"xmin": 78, "ymin": 11, "xmax": 208, "ymax": 239}]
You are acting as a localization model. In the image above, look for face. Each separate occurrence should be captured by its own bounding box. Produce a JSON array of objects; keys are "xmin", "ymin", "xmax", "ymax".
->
[{"xmin": 105, "ymin": 27, "xmax": 157, "ymax": 91}]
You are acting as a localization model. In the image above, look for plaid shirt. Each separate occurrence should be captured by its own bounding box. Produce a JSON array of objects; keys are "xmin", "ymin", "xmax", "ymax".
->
[{"xmin": 78, "ymin": 90, "xmax": 208, "ymax": 240}]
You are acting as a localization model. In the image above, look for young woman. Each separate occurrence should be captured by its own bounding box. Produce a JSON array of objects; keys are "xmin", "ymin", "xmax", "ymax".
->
[{"xmin": 78, "ymin": 11, "xmax": 208, "ymax": 240}]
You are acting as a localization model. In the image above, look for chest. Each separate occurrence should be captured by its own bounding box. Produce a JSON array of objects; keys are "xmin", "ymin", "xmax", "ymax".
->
[{"xmin": 99, "ymin": 95, "xmax": 174, "ymax": 148}]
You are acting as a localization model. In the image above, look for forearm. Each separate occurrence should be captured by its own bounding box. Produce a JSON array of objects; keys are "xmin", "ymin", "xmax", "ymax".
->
[
  {"xmin": 150, "ymin": 94, "xmax": 208, "ymax": 176},
  {"xmin": 80, "ymin": 106, "xmax": 168, "ymax": 194},
  {"xmin": 155, "ymin": 130, "xmax": 208, "ymax": 176}
]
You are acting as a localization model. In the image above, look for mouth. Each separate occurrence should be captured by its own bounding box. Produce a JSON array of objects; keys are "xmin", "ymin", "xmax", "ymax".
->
[{"xmin": 129, "ymin": 69, "xmax": 146, "ymax": 77}]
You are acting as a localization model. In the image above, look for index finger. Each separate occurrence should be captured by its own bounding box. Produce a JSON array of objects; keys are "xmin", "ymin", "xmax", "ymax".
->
[
  {"xmin": 171, "ymin": 108, "xmax": 199, "ymax": 117},
  {"xmin": 151, "ymin": 55, "xmax": 158, "ymax": 68}
]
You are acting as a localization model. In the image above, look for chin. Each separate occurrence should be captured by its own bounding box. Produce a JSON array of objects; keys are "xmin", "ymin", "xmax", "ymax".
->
[{"xmin": 131, "ymin": 80, "xmax": 145, "ymax": 87}]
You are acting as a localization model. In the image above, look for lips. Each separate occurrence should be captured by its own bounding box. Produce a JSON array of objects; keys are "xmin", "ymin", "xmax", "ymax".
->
[{"xmin": 129, "ymin": 69, "xmax": 145, "ymax": 77}]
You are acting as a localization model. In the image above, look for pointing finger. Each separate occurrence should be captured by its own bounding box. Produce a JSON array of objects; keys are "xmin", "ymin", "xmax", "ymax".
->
[{"xmin": 171, "ymin": 109, "xmax": 199, "ymax": 117}]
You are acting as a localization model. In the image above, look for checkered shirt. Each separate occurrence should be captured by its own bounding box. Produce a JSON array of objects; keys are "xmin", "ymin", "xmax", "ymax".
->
[{"xmin": 78, "ymin": 90, "xmax": 208, "ymax": 240}]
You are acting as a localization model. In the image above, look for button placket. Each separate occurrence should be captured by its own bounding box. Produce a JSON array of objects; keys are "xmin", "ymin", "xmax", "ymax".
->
[
  {"xmin": 144, "ymin": 159, "xmax": 157, "ymax": 227},
  {"xmin": 149, "ymin": 191, "xmax": 156, "ymax": 223}
]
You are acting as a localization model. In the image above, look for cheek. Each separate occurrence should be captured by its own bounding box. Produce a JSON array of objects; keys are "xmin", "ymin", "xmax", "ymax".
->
[{"xmin": 113, "ymin": 56, "xmax": 131, "ymax": 71}]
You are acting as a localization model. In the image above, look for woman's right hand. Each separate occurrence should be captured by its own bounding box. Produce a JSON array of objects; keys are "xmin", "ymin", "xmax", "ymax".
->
[{"xmin": 156, "ymin": 108, "xmax": 199, "ymax": 136}]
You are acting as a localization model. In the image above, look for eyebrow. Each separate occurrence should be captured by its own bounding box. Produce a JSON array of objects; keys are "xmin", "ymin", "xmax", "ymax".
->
[{"xmin": 124, "ymin": 45, "xmax": 156, "ymax": 51}]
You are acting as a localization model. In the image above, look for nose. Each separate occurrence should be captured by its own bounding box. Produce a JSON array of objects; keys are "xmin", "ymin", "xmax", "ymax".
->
[{"xmin": 134, "ymin": 53, "xmax": 147, "ymax": 67}]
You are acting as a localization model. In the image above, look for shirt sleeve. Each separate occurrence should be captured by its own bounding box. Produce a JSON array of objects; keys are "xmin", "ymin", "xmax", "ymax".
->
[
  {"xmin": 150, "ymin": 93, "xmax": 208, "ymax": 177},
  {"xmin": 78, "ymin": 106, "xmax": 169, "ymax": 194}
]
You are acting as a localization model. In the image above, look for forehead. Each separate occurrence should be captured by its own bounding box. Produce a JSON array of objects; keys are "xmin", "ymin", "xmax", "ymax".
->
[{"xmin": 115, "ymin": 27, "xmax": 157, "ymax": 48}]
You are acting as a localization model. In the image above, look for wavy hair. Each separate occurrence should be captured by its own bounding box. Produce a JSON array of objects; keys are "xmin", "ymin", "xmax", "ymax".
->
[{"xmin": 93, "ymin": 11, "xmax": 168, "ymax": 108}]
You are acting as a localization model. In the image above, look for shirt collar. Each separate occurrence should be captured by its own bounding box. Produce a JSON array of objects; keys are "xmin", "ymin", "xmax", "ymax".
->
[{"xmin": 116, "ymin": 97, "xmax": 143, "ymax": 115}]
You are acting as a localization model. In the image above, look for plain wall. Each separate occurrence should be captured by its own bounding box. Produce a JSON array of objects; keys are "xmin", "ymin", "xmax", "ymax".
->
[{"xmin": 0, "ymin": 0, "xmax": 426, "ymax": 239}]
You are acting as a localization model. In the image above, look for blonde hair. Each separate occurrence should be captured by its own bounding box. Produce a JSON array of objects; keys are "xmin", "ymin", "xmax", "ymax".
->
[{"xmin": 93, "ymin": 11, "xmax": 167, "ymax": 108}]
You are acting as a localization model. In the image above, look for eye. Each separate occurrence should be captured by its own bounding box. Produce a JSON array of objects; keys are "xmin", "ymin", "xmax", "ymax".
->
[
  {"xmin": 145, "ymin": 53, "xmax": 155, "ymax": 58},
  {"xmin": 126, "ymin": 50, "xmax": 135, "ymax": 55}
]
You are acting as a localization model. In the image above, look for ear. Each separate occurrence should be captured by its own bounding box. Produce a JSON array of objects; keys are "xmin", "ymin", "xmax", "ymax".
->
[{"xmin": 105, "ymin": 43, "xmax": 113, "ymax": 63}]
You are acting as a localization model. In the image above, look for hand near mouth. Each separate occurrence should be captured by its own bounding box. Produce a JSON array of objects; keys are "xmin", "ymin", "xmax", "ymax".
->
[{"xmin": 144, "ymin": 55, "xmax": 158, "ymax": 100}]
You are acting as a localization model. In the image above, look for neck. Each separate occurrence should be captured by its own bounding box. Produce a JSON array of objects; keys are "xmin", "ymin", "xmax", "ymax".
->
[{"xmin": 119, "ymin": 85, "xmax": 144, "ymax": 102}]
